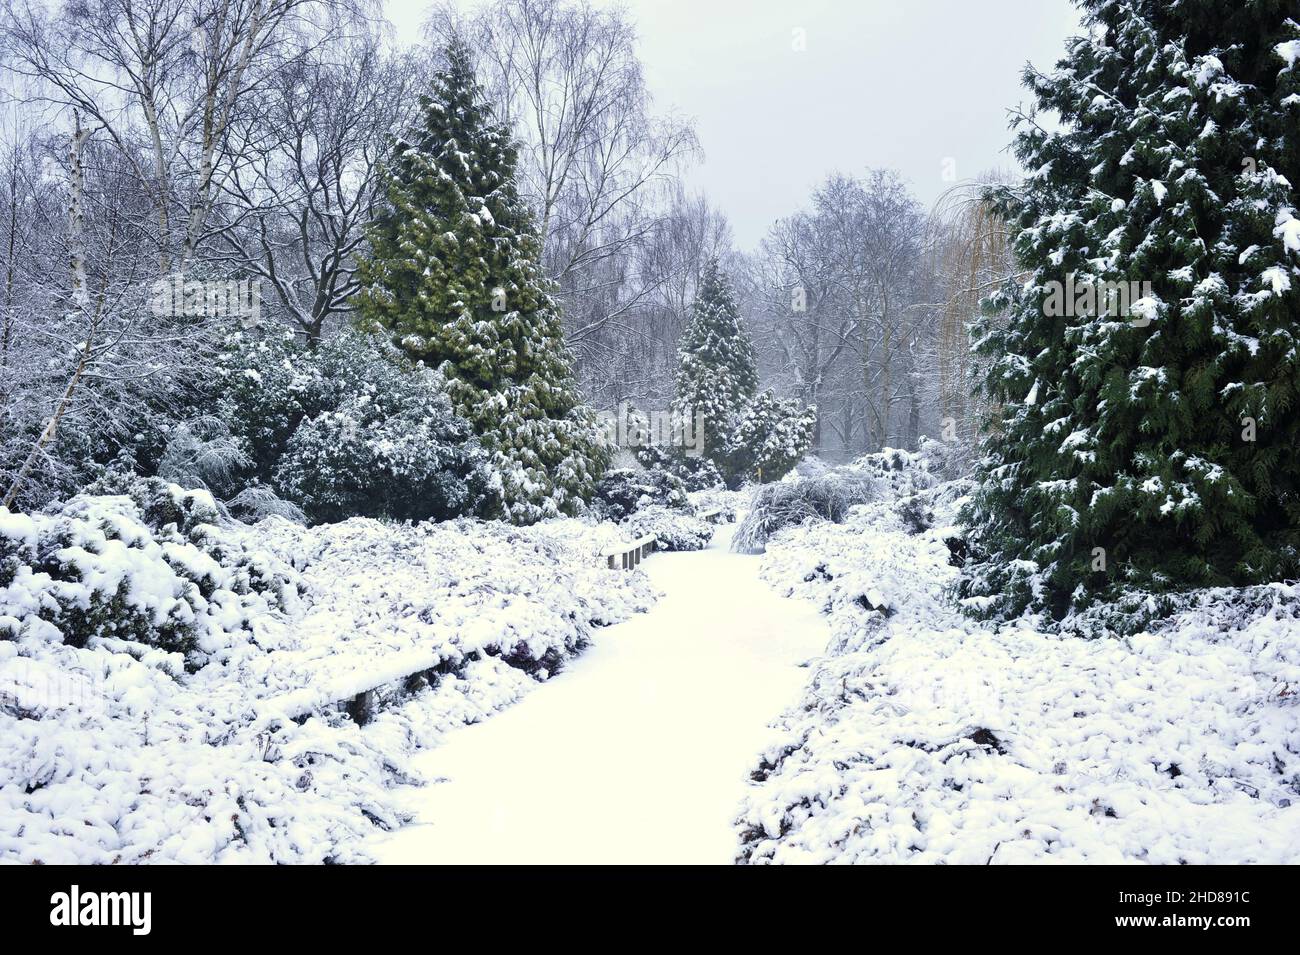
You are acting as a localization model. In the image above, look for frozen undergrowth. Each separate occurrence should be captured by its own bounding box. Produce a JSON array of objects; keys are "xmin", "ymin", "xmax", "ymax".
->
[
  {"xmin": 1, "ymin": 495, "xmax": 654, "ymax": 863},
  {"xmin": 623, "ymin": 505, "xmax": 714, "ymax": 551},
  {"xmin": 737, "ymin": 480, "xmax": 1300, "ymax": 864},
  {"xmin": 686, "ymin": 487, "xmax": 746, "ymax": 521}
]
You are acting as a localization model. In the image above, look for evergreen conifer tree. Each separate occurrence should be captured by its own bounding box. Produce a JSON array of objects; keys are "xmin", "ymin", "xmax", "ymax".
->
[
  {"xmin": 672, "ymin": 260, "xmax": 758, "ymax": 469},
  {"xmin": 727, "ymin": 391, "xmax": 816, "ymax": 485},
  {"xmin": 355, "ymin": 39, "xmax": 608, "ymax": 523},
  {"xmin": 961, "ymin": 1, "xmax": 1300, "ymax": 622}
]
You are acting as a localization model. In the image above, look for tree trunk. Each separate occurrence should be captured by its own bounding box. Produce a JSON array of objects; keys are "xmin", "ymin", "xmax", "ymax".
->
[{"xmin": 3, "ymin": 117, "xmax": 93, "ymax": 510}]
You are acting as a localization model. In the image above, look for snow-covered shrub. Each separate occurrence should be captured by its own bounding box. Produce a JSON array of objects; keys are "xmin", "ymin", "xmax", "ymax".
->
[
  {"xmin": 732, "ymin": 471, "xmax": 880, "ymax": 553},
  {"xmin": 895, "ymin": 493, "xmax": 934, "ymax": 534},
  {"xmin": 1, "ymin": 513, "xmax": 655, "ymax": 864},
  {"xmin": 274, "ymin": 393, "xmax": 490, "ymax": 525},
  {"xmin": 846, "ymin": 446, "xmax": 939, "ymax": 497},
  {"xmin": 623, "ymin": 505, "xmax": 713, "ymax": 552},
  {"xmin": 0, "ymin": 492, "xmax": 300, "ymax": 666},
  {"xmin": 738, "ymin": 478, "xmax": 1300, "ymax": 865},
  {"xmin": 592, "ymin": 467, "xmax": 690, "ymax": 522},
  {"xmin": 722, "ymin": 391, "xmax": 816, "ymax": 488},
  {"xmin": 592, "ymin": 465, "xmax": 714, "ymax": 549},
  {"xmin": 84, "ymin": 472, "xmax": 223, "ymax": 536},
  {"xmin": 225, "ymin": 487, "xmax": 307, "ymax": 525},
  {"xmin": 790, "ymin": 455, "xmax": 833, "ymax": 480},
  {"xmin": 634, "ymin": 445, "xmax": 725, "ymax": 491},
  {"xmin": 916, "ymin": 435, "xmax": 965, "ymax": 481},
  {"xmin": 212, "ymin": 330, "xmax": 318, "ymax": 480},
  {"xmin": 1057, "ymin": 581, "xmax": 1300, "ymax": 640},
  {"xmin": 155, "ymin": 416, "xmax": 250, "ymax": 498},
  {"xmin": 214, "ymin": 330, "xmax": 490, "ymax": 524}
]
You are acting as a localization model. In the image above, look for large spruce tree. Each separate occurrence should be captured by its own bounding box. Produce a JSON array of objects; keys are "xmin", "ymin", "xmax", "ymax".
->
[
  {"xmin": 355, "ymin": 39, "xmax": 608, "ymax": 523},
  {"xmin": 672, "ymin": 260, "xmax": 759, "ymax": 470},
  {"xmin": 961, "ymin": 1, "xmax": 1300, "ymax": 622}
]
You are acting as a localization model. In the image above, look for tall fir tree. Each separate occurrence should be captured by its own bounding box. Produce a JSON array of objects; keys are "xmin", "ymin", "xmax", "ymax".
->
[
  {"xmin": 961, "ymin": 1, "xmax": 1300, "ymax": 622},
  {"xmin": 355, "ymin": 39, "xmax": 608, "ymax": 523},
  {"xmin": 672, "ymin": 260, "xmax": 759, "ymax": 473}
]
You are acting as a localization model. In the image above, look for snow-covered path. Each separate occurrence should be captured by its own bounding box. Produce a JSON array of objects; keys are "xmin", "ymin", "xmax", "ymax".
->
[{"xmin": 368, "ymin": 523, "xmax": 828, "ymax": 864}]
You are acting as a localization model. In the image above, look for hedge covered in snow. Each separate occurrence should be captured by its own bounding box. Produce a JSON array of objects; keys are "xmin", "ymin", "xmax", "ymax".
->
[
  {"xmin": 591, "ymin": 467, "xmax": 715, "ymax": 552},
  {"xmin": 736, "ymin": 477, "xmax": 1300, "ymax": 864},
  {"xmin": 623, "ymin": 505, "xmax": 713, "ymax": 552},
  {"xmin": 0, "ymin": 485, "xmax": 300, "ymax": 666},
  {"xmin": 1, "ymin": 494, "xmax": 655, "ymax": 863}
]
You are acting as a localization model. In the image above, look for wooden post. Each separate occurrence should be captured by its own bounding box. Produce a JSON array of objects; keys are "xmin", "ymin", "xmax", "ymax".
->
[{"xmin": 346, "ymin": 689, "xmax": 375, "ymax": 725}]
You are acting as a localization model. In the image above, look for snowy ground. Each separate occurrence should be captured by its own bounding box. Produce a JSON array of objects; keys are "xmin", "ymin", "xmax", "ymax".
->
[
  {"xmin": 369, "ymin": 521, "xmax": 828, "ymax": 864},
  {"xmin": 1, "ymin": 497, "xmax": 655, "ymax": 863},
  {"xmin": 9, "ymin": 474, "xmax": 1297, "ymax": 866},
  {"xmin": 736, "ymin": 485, "xmax": 1300, "ymax": 864}
]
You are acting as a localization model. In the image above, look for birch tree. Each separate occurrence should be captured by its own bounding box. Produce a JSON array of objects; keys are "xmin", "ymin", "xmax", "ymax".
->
[{"xmin": 1, "ymin": 0, "xmax": 356, "ymax": 276}]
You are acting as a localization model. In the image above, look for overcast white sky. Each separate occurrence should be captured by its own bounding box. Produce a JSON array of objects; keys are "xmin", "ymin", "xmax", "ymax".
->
[{"xmin": 383, "ymin": 0, "xmax": 1084, "ymax": 250}]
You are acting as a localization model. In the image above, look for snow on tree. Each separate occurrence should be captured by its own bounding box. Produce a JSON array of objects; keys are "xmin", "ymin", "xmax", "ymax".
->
[
  {"xmin": 210, "ymin": 330, "xmax": 490, "ymax": 525},
  {"xmin": 670, "ymin": 259, "xmax": 817, "ymax": 486},
  {"xmin": 961, "ymin": 1, "xmax": 1300, "ymax": 622},
  {"xmin": 355, "ymin": 38, "xmax": 608, "ymax": 524},
  {"xmin": 634, "ymin": 445, "xmax": 725, "ymax": 492},
  {"xmin": 672, "ymin": 259, "xmax": 758, "ymax": 466},
  {"xmin": 725, "ymin": 391, "xmax": 817, "ymax": 486}
]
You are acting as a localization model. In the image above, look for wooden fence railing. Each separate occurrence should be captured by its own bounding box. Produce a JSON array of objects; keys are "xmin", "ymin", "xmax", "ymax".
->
[
  {"xmin": 601, "ymin": 532, "xmax": 658, "ymax": 570},
  {"xmin": 599, "ymin": 506, "xmax": 732, "ymax": 570}
]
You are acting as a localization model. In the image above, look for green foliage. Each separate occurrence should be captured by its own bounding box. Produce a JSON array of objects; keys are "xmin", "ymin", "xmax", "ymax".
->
[
  {"xmin": 960, "ymin": 0, "xmax": 1300, "ymax": 622},
  {"xmin": 633, "ymin": 445, "xmax": 725, "ymax": 492},
  {"xmin": 672, "ymin": 259, "xmax": 758, "ymax": 466},
  {"xmin": 592, "ymin": 467, "xmax": 690, "ymax": 522},
  {"xmin": 85, "ymin": 472, "xmax": 223, "ymax": 536},
  {"xmin": 273, "ymin": 391, "xmax": 490, "ymax": 526},
  {"xmin": 670, "ymin": 261, "xmax": 815, "ymax": 487},
  {"xmin": 214, "ymin": 330, "xmax": 490, "ymax": 525},
  {"xmin": 724, "ymin": 391, "xmax": 817, "ymax": 487},
  {"xmin": 354, "ymin": 39, "xmax": 608, "ymax": 523},
  {"xmin": 623, "ymin": 505, "xmax": 714, "ymax": 552},
  {"xmin": 0, "ymin": 487, "xmax": 299, "ymax": 666}
]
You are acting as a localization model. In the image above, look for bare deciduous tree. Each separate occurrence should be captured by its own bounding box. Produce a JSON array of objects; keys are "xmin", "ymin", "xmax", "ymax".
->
[
  {"xmin": 917, "ymin": 174, "xmax": 1017, "ymax": 459},
  {"xmin": 748, "ymin": 170, "xmax": 929, "ymax": 458},
  {"xmin": 0, "ymin": 0, "xmax": 371, "ymax": 507},
  {"xmin": 217, "ymin": 28, "xmax": 416, "ymax": 341},
  {"xmin": 1, "ymin": 0, "xmax": 360, "ymax": 276}
]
